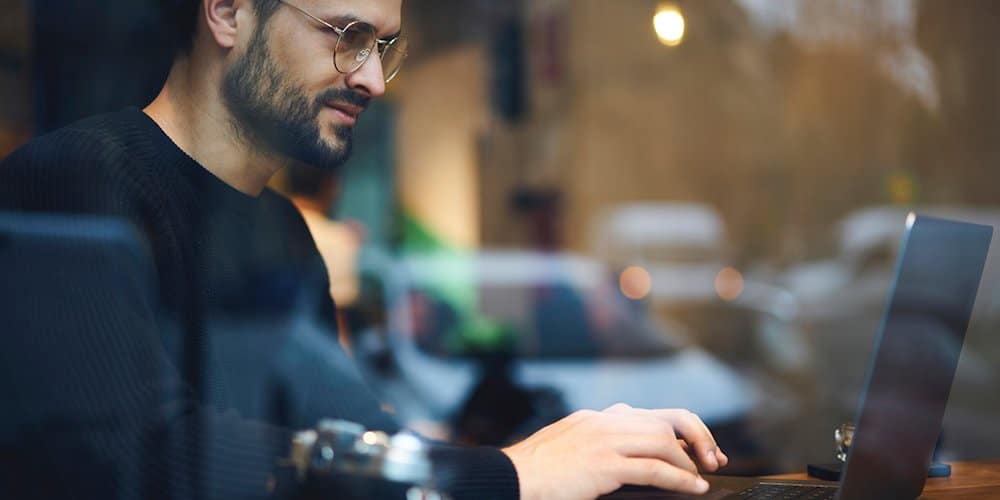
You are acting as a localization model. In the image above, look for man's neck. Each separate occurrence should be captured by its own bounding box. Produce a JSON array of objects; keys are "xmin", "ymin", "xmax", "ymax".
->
[{"xmin": 144, "ymin": 56, "xmax": 285, "ymax": 197}]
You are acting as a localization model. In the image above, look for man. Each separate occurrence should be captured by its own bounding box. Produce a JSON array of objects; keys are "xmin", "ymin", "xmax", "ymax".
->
[{"xmin": 0, "ymin": 0, "xmax": 728, "ymax": 498}]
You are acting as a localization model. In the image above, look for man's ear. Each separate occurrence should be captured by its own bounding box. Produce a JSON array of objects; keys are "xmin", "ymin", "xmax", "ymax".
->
[{"xmin": 203, "ymin": 0, "xmax": 247, "ymax": 49}]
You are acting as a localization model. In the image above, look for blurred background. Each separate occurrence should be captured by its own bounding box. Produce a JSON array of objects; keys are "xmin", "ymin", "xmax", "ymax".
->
[{"xmin": 2, "ymin": 0, "xmax": 999, "ymax": 475}]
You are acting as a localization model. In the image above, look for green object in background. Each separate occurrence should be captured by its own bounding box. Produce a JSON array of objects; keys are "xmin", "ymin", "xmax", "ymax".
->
[
  {"xmin": 399, "ymin": 212, "xmax": 516, "ymax": 354},
  {"xmin": 399, "ymin": 210, "xmax": 455, "ymax": 254},
  {"xmin": 446, "ymin": 315, "xmax": 516, "ymax": 355},
  {"xmin": 399, "ymin": 211, "xmax": 476, "ymax": 313}
]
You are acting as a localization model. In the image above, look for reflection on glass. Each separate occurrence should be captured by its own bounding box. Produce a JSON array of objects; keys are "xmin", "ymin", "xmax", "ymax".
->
[{"xmin": 835, "ymin": 422, "xmax": 855, "ymax": 463}]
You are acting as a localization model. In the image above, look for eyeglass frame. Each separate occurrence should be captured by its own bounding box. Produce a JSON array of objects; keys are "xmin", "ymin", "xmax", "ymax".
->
[{"xmin": 276, "ymin": 0, "xmax": 407, "ymax": 83}]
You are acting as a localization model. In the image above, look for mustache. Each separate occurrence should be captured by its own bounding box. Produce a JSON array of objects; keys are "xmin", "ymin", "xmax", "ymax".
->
[{"xmin": 316, "ymin": 88, "xmax": 371, "ymax": 111}]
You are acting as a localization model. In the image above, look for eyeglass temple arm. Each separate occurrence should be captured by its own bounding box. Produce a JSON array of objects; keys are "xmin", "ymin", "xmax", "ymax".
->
[
  {"xmin": 279, "ymin": 0, "xmax": 346, "ymax": 35},
  {"xmin": 279, "ymin": 0, "xmax": 406, "ymax": 59}
]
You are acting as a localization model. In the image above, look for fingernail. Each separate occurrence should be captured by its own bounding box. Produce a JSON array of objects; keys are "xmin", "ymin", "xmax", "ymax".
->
[{"xmin": 696, "ymin": 478, "xmax": 710, "ymax": 493}]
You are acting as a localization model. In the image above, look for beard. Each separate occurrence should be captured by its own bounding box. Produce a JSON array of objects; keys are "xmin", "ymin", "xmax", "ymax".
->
[{"xmin": 221, "ymin": 27, "xmax": 369, "ymax": 171}]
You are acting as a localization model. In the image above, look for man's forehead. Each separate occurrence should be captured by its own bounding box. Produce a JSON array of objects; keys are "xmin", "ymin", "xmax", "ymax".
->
[{"xmin": 297, "ymin": 0, "xmax": 403, "ymax": 35}]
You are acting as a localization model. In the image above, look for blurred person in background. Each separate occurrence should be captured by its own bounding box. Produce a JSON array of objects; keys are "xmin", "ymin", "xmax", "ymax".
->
[
  {"xmin": 286, "ymin": 163, "xmax": 363, "ymax": 350},
  {"xmin": 286, "ymin": 164, "xmax": 362, "ymax": 311},
  {"xmin": 0, "ymin": 0, "xmax": 729, "ymax": 498}
]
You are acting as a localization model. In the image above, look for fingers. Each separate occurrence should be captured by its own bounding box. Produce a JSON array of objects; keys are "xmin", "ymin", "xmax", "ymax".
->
[
  {"xmin": 610, "ymin": 434, "xmax": 699, "ymax": 475},
  {"xmin": 613, "ymin": 457, "xmax": 711, "ymax": 495},
  {"xmin": 717, "ymin": 448, "xmax": 729, "ymax": 467},
  {"xmin": 687, "ymin": 412, "xmax": 727, "ymax": 466},
  {"xmin": 504, "ymin": 407, "xmax": 723, "ymax": 500},
  {"xmin": 603, "ymin": 405, "xmax": 728, "ymax": 472},
  {"xmin": 663, "ymin": 410, "xmax": 722, "ymax": 472},
  {"xmin": 679, "ymin": 438, "xmax": 729, "ymax": 471}
]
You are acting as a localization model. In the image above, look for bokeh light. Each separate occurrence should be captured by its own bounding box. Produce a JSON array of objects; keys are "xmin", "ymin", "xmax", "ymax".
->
[
  {"xmin": 620, "ymin": 266, "xmax": 653, "ymax": 300},
  {"xmin": 715, "ymin": 267, "xmax": 744, "ymax": 302},
  {"xmin": 654, "ymin": 4, "xmax": 686, "ymax": 47},
  {"xmin": 887, "ymin": 170, "xmax": 917, "ymax": 205}
]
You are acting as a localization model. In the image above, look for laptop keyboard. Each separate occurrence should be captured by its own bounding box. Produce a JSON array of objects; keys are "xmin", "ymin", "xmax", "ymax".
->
[{"xmin": 735, "ymin": 483, "xmax": 838, "ymax": 499}]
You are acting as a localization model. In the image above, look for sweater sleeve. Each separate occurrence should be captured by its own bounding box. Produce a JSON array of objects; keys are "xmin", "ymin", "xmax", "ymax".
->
[{"xmin": 431, "ymin": 445, "xmax": 520, "ymax": 500}]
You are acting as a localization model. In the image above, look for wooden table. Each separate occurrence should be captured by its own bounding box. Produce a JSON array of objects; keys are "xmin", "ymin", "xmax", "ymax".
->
[{"xmin": 766, "ymin": 460, "xmax": 1000, "ymax": 499}]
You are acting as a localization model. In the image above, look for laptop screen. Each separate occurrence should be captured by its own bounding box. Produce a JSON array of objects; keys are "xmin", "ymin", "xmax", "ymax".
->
[{"xmin": 840, "ymin": 214, "xmax": 993, "ymax": 499}]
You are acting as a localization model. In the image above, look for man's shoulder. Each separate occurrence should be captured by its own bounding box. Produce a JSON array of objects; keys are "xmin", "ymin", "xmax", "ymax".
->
[
  {"xmin": 2, "ymin": 109, "xmax": 141, "ymax": 173},
  {"xmin": 0, "ymin": 109, "xmax": 155, "ymax": 212}
]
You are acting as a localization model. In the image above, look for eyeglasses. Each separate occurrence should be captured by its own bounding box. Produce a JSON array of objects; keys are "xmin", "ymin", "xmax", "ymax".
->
[{"xmin": 277, "ymin": 0, "xmax": 409, "ymax": 83}]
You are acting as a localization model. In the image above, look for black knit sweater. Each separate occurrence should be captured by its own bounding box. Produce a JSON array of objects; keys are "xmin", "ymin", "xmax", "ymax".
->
[{"xmin": 0, "ymin": 108, "xmax": 518, "ymax": 500}]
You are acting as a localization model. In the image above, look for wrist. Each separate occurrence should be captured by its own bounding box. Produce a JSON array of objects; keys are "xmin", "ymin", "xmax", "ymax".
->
[{"xmin": 501, "ymin": 443, "xmax": 533, "ymax": 500}]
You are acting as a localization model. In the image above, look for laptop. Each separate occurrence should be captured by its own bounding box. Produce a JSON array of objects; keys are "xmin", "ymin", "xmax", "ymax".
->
[{"xmin": 605, "ymin": 213, "xmax": 993, "ymax": 500}]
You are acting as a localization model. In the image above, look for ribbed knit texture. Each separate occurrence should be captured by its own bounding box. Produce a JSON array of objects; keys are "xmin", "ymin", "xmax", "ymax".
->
[
  {"xmin": 431, "ymin": 445, "xmax": 521, "ymax": 500},
  {"xmin": 0, "ymin": 108, "xmax": 519, "ymax": 499}
]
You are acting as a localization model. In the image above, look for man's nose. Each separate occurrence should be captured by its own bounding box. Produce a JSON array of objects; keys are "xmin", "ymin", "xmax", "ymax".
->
[{"xmin": 345, "ymin": 49, "xmax": 387, "ymax": 98}]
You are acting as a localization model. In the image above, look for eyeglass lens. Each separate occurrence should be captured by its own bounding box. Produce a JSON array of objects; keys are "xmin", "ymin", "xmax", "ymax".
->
[{"xmin": 334, "ymin": 22, "xmax": 408, "ymax": 82}]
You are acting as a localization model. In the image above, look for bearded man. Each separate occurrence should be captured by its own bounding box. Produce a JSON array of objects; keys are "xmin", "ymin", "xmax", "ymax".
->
[{"xmin": 0, "ymin": 0, "xmax": 728, "ymax": 498}]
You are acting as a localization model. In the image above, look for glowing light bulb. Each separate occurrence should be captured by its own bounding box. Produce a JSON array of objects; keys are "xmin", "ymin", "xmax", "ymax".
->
[{"xmin": 654, "ymin": 5, "xmax": 686, "ymax": 47}]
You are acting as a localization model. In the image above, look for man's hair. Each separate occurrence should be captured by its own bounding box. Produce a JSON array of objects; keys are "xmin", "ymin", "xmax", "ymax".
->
[{"xmin": 160, "ymin": 0, "xmax": 282, "ymax": 54}]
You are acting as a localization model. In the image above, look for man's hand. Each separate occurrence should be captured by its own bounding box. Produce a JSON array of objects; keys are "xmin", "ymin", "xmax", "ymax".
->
[{"xmin": 502, "ymin": 403, "xmax": 728, "ymax": 500}]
